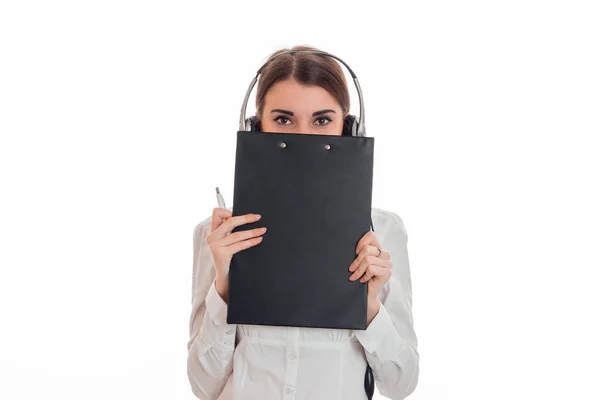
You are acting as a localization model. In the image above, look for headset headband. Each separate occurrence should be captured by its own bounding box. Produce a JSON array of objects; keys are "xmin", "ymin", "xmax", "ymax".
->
[{"xmin": 238, "ymin": 49, "xmax": 366, "ymax": 137}]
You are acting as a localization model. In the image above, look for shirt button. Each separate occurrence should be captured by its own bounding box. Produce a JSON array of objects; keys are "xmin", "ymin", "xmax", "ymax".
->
[
  {"xmin": 285, "ymin": 387, "xmax": 294, "ymax": 395},
  {"xmin": 225, "ymin": 329, "xmax": 234, "ymax": 335},
  {"xmin": 287, "ymin": 352, "xmax": 297, "ymax": 361}
]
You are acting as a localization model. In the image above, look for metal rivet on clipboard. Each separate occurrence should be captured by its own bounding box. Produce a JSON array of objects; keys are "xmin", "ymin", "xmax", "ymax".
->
[
  {"xmin": 324, "ymin": 144, "xmax": 331, "ymax": 150},
  {"xmin": 279, "ymin": 142, "xmax": 287, "ymax": 148}
]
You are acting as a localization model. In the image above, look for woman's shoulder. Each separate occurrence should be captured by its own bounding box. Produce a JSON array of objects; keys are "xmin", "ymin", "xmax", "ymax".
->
[
  {"xmin": 371, "ymin": 207, "xmax": 408, "ymax": 229},
  {"xmin": 371, "ymin": 206, "xmax": 405, "ymax": 222},
  {"xmin": 192, "ymin": 215, "xmax": 212, "ymax": 241},
  {"xmin": 371, "ymin": 207, "xmax": 409, "ymax": 241}
]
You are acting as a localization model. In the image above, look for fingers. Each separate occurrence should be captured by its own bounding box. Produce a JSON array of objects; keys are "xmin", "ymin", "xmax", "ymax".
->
[
  {"xmin": 226, "ymin": 234, "xmax": 265, "ymax": 256},
  {"xmin": 209, "ymin": 231, "xmax": 265, "ymax": 259},
  {"xmin": 358, "ymin": 264, "xmax": 392, "ymax": 283},
  {"xmin": 355, "ymin": 231, "xmax": 382, "ymax": 255},
  {"xmin": 220, "ymin": 226, "xmax": 267, "ymax": 248},
  {"xmin": 349, "ymin": 244, "xmax": 390, "ymax": 272},
  {"xmin": 349, "ymin": 253, "xmax": 392, "ymax": 281},
  {"xmin": 210, "ymin": 226, "xmax": 265, "ymax": 257},
  {"xmin": 209, "ymin": 212, "xmax": 262, "ymax": 241},
  {"xmin": 351, "ymin": 231, "xmax": 390, "ymax": 283},
  {"xmin": 210, "ymin": 229, "xmax": 263, "ymax": 259},
  {"xmin": 210, "ymin": 207, "xmax": 232, "ymax": 232}
]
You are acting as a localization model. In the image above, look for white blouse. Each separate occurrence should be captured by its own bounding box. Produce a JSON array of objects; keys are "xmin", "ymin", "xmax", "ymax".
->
[{"xmin": 187, "ymin": 207, "xmax": 419, "ymax": 400}]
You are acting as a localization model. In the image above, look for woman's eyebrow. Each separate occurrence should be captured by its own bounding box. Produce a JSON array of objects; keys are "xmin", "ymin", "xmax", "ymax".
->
[
  {"xmin": 270, "ymin": 109, "xmax": 294, "ymax": 116},
  {"xmin": 312, "ymin": 109, "xmax": 336, "ymax": 116},
  {"xmin": 270, "ymin": 109, "xmax": 337, "ymax": 117}
]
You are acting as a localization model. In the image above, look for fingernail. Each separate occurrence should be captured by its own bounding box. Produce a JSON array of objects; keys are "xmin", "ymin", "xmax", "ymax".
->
[
  {"xmin": 260, "ymin": 227, "xmax": 267, "ymax": 233},
  {"xmin": 255, "ymin": 214, "xmax": 262, "ymax": 219}
]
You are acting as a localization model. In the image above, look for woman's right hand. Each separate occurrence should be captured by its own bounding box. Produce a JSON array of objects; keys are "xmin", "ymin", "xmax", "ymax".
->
[{"xmin": 206, "ymin": 208, "xmax": 267, "ymax": 303}]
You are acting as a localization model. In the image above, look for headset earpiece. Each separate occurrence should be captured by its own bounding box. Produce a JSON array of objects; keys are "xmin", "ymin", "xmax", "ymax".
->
[
  {"xmin": 246, "ymin": 116, "xmax": 261, "ymax": 132},
  {"xmin": 342, "ymin": 114, "xmax": 359, "ymax": 136},
  {"xmin": 243, "ymin": 116, "xmax": 257, "ymax": 132}
]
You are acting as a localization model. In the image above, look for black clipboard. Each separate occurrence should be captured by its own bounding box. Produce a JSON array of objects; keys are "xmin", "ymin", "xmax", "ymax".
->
[{"xmin": 227, "ymin": 131, "xmax": 374, "ymax": 330}]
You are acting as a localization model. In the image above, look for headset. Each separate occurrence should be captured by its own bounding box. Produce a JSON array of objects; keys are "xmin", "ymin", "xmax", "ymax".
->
[{"xmin": 238, "ymin": 49, "xmax": 367, "ymax": 137}]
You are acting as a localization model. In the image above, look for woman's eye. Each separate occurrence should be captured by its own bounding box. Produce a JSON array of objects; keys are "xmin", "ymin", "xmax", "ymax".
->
[
  {"xmin": 314, "ymin": 117, "xmax": 331, "ymax": 126},
  {"xmin": 274, "ymin": 116, "xmax": 292, "ymax": 125}
]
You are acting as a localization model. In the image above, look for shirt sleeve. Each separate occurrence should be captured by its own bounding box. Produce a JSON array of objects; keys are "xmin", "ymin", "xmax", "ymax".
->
[
  {"xmin": 354, "ymin": 213, "xmax": 420, "ymax": 399},
  {"xmin": 187, "ymin": 221, "xmax": 237, "ymax": 400}
]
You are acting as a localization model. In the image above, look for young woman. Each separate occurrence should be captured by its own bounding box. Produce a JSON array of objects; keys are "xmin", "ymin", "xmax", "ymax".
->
[{"xmin": 187, "ymin": 45, "xmax": 419, "ymax": 400}]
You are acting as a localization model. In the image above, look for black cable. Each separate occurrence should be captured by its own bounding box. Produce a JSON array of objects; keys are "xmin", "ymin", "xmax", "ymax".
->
[
  {"xmin": 364, "ymin": 364, "xmax": 375, "ymax": 399},
  {"xmin": 364, "ymin": 217, "xmax": 375, "ymax": 399}
]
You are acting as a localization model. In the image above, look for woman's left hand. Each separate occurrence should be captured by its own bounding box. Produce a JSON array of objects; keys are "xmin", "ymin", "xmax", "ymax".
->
[{"xmin": 348, "ymin": 231, "xmax": 392, "ymax": 319}]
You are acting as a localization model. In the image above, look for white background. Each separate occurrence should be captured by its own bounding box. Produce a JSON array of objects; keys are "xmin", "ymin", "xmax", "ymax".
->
[{"xmin": 1, "ymin": 1, "xmax": 599, "ymax": 399}]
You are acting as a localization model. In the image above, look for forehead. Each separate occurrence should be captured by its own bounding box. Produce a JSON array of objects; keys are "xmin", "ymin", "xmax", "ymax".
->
[{"xmin": 264, "ymin": 79, "xmax": 341, "ymax": 112}]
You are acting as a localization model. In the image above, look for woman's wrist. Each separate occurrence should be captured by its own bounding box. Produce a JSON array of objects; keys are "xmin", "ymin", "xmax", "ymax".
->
[
  {"xmin": 215, "ymin": 277, "xmax": 229, "ymax": 304},
  {"xmin": 366, "ymin": 296, "xmax": 381, "ymax": 327}
]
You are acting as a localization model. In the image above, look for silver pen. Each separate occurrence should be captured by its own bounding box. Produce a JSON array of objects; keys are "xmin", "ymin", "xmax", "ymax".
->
[
  {"xmin": 216, "ymin": 187, "xmax": 226, "ymax": 209},
  {"xmin": 216, "ymin": 187, "xmax": 229, "ymax": 235}
]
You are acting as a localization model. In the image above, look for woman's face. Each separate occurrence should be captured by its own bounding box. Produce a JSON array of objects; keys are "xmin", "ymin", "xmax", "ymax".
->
[{"xmin": 259, "ymin": 79, "xmax": 344, "ymax": 136}]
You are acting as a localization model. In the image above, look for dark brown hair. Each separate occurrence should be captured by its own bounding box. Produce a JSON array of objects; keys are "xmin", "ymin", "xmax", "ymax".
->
[{"xmin": 255, "ymin": 45, "xmax": 350, "ymax": 128}]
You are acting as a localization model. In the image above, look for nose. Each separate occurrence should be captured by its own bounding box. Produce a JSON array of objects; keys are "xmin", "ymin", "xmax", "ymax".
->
[{"xmin": 297, "ymin": 120, "xmax": 317, "ymax": 135}]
